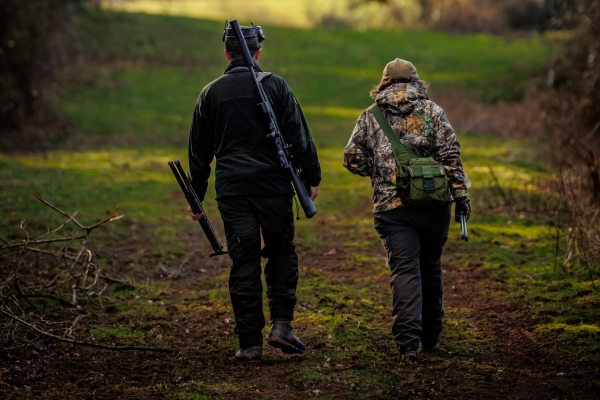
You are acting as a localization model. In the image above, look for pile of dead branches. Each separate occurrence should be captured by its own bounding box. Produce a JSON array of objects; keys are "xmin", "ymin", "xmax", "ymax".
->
[{"xmin": 0, "ymin": 197, "xmax": 171, "ymax": 352}]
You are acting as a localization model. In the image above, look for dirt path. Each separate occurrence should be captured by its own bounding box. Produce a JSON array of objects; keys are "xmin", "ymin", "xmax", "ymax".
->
[
  {"xmin": 1, "ymin": 215, "xmax": 596, "ymax": 399},
  {"xmin": 443, "ymin": 263, "xmax": 588, "ymax": 399}
]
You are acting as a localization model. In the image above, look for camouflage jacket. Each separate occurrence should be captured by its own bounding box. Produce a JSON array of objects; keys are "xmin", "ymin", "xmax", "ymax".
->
[{"xmin": 343, "ymin": 82, "xmax": 467, "ymax": 213}]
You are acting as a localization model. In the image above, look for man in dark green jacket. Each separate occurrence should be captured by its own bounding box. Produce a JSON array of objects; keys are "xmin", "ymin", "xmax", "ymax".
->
[{"xmin": 187, "ymin": 23, "xmax": 321, "ymax": 365}]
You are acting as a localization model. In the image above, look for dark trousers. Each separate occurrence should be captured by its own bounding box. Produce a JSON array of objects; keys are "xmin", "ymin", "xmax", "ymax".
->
[
  {"xmin": 217, "ymin": 195, "xmax": 298, "ymax": 348},
  {"xmin": 374, "ymin": 204, "xmax": 451, "ymax": 353}
]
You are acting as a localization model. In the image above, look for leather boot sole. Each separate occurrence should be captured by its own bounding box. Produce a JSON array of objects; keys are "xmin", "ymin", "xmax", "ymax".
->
[{"xmin": 268, "ymin": 336, "xmax": 305, "ymax": 354}]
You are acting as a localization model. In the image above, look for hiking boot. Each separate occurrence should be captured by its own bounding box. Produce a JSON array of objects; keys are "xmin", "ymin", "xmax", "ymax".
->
[
  {"xmin": 400, "ymin": 350, "xmax": 419, "ymax": 364},
  {"xmin": 235, "ymin": 345, "xmax": 262, "ymax": 365},
  {"xmin": 268, "ymin": 318, "xmax": 306, "ymax": 354},
  {"xmin": 421, "ymin": 334, "xmax": 441, "ymax": 352}
]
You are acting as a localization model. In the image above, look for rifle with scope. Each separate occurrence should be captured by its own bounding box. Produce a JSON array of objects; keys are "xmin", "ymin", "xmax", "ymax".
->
[{"xmin": 228, "ymin": 19, "xmax": 317, "ymax": 219}]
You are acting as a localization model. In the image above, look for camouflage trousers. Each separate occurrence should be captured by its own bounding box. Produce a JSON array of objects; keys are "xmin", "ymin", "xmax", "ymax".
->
[
  {"xmin": 374, "ymin": 203, "xmax": 451, "ymax": 353},
  {"xmin": 218, "ymin": 195, "xmax": 298, "ymax": 348}
]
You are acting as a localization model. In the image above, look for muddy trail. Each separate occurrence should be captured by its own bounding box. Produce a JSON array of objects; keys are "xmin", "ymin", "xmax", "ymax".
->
[
  {"xmin": 443, "ymin": 264, "xmax": 587, "ymax": 399},
  {"xmin": 1, "ymin": 217, "xmax": 597, "ymax": 400}
]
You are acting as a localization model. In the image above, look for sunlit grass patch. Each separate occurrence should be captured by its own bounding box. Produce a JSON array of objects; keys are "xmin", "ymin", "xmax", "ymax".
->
[
  {"xmin": 302, "ymin": 105, "xmax": 364, "ymax": 119},
  {"xmin": 0, "ymin": 148, "xmax": 218, "ymax": 238},
  {"xmin": 104, "ymin": 0, "xmax": 317, "ymax": 28},
  {"xmin": 89, "ymin": 326, "xmax": 147, "ymax": 341},
  {"xmin": 533, "ymin": 322, "xmax": 600, "ymax": 365},
  {"xmin": 535, "ymin": 323, "xmax": 600, "ymax": 335}
]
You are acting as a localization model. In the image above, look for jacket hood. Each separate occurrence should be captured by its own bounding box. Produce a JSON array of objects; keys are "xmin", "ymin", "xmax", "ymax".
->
[{"xmin": 375, "ymin": 81, "xmax": 428, "ymax": 115}]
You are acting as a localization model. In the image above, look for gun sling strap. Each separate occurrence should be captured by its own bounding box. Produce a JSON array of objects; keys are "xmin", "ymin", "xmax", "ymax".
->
[{"xmin": 369, "ymin": 102, "xmax": 445, "ymax": 199}]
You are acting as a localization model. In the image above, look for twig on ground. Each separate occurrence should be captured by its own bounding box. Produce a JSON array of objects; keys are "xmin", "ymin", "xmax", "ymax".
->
[
  {"xmin": 0, "ymin": 197, "xmax": 138, "ymax": 352},
  {"xmin": 0, "ymin": 310, "xmax": 174, "ymax": 353},
  {"xmin": 578, "ymin": 231, "xmax": 596, "ymax": 289},
  {"xmin": 15, "ymin": 294, "xmax": 72, "ymax": 307},
  {"xmin": 64, "ymin": 315, "xmax": 87, "ymax": 339},
  {"xmin": 34, "ymin": 196, "xmax": 85, "ymax": 230},
  {"xmin": 34, "ymin": 195, "xmax": 124, "ymax": 235},
  {"xmin": 0, "ymin": 236, "xmax": 87, "ymax": 250},
  {"xmin": 554, "ymin": 226, "xmax": 560, "ymax": 273},
  {"xmin": 1, "ymin": 335, "xmax": 42, "ymax": 350},
  {"xmin": 101, "ymin": 274, "xmax": 136, "ymax": 289},
  {"xmin": 174, "ymin": 249, "xmax": 203, "ymax": 279}
]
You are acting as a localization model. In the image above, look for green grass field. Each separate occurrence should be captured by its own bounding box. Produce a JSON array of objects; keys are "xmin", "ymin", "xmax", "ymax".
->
[
  {"xmin": 1, "ymin": 8, "xmax": 598, "ymax": 399},
  {"xmin": 105, "ymin": 0, "xmax": 422, "ymax": 30}
]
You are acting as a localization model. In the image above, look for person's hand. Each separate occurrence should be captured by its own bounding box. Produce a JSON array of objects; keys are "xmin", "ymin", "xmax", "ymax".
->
[
  {"xmin": 310, "ymin": 186, "xmax": 318, "ymax": 201},
  {"xmin": 187, "ymin": 205, "xmax": 204, "ymax": 221},
  {"xmin": 454, "ymin": 196, "xmax": 471, "ymax": 222}
]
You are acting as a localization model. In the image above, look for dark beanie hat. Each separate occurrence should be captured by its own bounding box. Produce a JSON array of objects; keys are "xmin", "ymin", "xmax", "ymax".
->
[{"xmin": 223, "ymin": 23, "xmax": 264, "ymax": 51}]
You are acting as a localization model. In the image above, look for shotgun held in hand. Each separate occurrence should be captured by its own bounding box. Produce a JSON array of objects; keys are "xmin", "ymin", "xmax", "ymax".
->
[{"xmin": 168, "ymin": 159, "xmax": 228, "ymax": 257}]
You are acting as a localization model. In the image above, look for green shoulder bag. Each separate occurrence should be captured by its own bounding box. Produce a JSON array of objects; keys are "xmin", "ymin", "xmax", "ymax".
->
[{"xmin": 369, "ymin": 103, "xmax": 451, "ymax": 209}]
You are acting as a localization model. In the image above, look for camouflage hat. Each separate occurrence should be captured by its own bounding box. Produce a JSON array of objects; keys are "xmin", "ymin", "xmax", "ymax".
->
[
  {"xmin": 382, "ymin": 58, "xmax": 419, "ymax": 81},
  {"xmin": 223, "ymin": 22, "xmax": 265, "ymax": 50}
]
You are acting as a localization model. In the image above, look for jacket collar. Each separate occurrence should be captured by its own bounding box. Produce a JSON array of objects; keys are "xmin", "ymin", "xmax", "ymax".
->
[{"xmin": 224, "ymin": 58, "xmax": 263, "ymax": 74}]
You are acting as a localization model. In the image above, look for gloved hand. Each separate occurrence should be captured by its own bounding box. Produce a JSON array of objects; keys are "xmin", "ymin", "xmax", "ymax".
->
[{"xmin": 454, "ymin": 196, "xmax": 471, "ymax": 222}]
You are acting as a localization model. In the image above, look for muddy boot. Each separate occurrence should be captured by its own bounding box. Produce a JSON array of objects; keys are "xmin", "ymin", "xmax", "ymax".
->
[
  {"xmin": 235, "ymin": 345, "xmax": 262, "ymax": 365},
  {"xmin": 268, "ymin": 318, "xmax": 306, "ymax": 354},
  {"xmin": 400, "ymin": 350, "xmax": 419, "ymax": 364}
]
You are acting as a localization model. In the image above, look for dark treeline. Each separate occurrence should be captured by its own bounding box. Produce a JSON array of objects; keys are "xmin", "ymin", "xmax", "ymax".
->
[
  {"xmin": 0, "ymin": 0, "xmax": 82, "ymax": 152},
  {"xmin": 548, "ymin": 0, "xmax": 600, "ymax": 134},
  {"xmin": 354, "ymin": 0, "xmax": 583, "ymax": 32}
]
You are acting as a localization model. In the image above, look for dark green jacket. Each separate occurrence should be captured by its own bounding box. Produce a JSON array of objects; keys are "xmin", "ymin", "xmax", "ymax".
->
[{"xmin": 188, "ymin": 59, "xmax": 321, "ymax": 201}]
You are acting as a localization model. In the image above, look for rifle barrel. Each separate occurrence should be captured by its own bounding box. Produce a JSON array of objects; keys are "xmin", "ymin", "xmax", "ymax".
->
[{"xmin": 228, "ymin": 19, "xmax": 317, "ymax": 219}]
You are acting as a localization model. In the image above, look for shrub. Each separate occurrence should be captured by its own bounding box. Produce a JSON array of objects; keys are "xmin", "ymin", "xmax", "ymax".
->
[{"xmin": 543, "ymin": 0, "xmax": 600, "ymax": 273}]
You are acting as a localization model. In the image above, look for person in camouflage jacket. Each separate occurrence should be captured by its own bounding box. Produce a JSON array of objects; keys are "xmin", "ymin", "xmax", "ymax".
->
[
  {"xmin": 343, "ymin": 59, "xmax": 471, "ymax": 363},
  {"xmin": 344, "ymin": 77, "xmax": 468, "ymax": 213}
]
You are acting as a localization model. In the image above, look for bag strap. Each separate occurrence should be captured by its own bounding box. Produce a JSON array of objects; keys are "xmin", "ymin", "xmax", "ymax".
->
[{"xmin": 368, "ymin": 103, "xmax": 416, "ymax": 163}]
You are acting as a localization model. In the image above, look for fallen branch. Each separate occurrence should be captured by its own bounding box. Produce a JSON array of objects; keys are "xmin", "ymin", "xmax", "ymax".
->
[
  {"xmin": 16, "ymin": 294, "xmax": 73, "ymax": 308},
  {"xmin": 34, "ymin": 195, "xmax": 124, "ymax": 235},
  {"xmin": 1, "ymin": 335, "xmax": 42, "ymax": 350},
  {"xmin": 0, "ymin": 197, "xmax": 143, "ymax": 351},
  {"xmin": 34, "ymin": 196, "xmax": 85, "ymax": 230},
  {"xmin": 172, "ymin": 249, "xmax": 204, "ymax": 279},
  {"xmin": 0, "ymin": 236, "xmax": 87, "ymax": 250},
  {"xmin": 0, "ymin": 310, "xmax": 174, "ymax": 353}
]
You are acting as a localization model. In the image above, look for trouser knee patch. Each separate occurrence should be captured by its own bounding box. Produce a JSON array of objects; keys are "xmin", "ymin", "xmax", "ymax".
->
[{"xmin": 261, "ymin": 228, "xmax": 294, "ymax": 258}]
